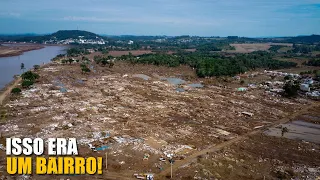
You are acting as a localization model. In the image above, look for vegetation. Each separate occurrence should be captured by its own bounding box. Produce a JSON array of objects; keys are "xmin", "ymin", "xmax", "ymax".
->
[
  {"xmin": 11, "ymin": 88, "xmax": 22, "ymax": 94},
  {"xmin": 269, "ymin": 45, "xmax": 286, "ymax": 52},
  {"xmin": 20, "ymin": 63, "xmax": 25, "ymax": 72},
  {"xmin": 33, "ymin": 65, "xmax": 40, "ymax": 70},
  {"xmin": 304, "ymin": 58, "xmax": 320, "ymax": 66},
  {"xmin": 80, "ymin": 64, "xmax": 91, "ymax": 73},
  {"xmin": 12, "ymin": 30, "xmax": 105, "ymax": 43},
  {"xmin": 196, "ymin": 43, "xmax": 222, "ymax": 52},
  {"xmin": 51, "ymin": 54, "xmax": 65, "ymax": 61},
  {"xmin": 125, "ymin": 54, "xmax": 180, "ymax": 67},
  {"xmin": 120, "ymin": 51, "xmax": 297, "ymax": 77},
  {"xmin": 283, "ymin": 81, "xmax": 299, "ymax": 97},
  {"xmin": 21, "ymin": 80, "xmax": 34, "ymax": 88},
  {"xmin": 286, "ymin": 35, "xmax": 320, "ymax": 44},
  {"xmin": 50, "ymin": 30, "xmax": 103, "ymax": 40},
  {"xmin": 94, "ymin": 55, "xmax": 114, "ymax": 68},
  {"xmin": 21, "ymin": 71, "xmax": 39, "ymax": 81},
  {"xmin": 67, "ymin": 48, "xmax": 90, "ymax": 57},
  {"xmin": 20, "ymin": 71, "xmax": 40, "ymax": 88}
]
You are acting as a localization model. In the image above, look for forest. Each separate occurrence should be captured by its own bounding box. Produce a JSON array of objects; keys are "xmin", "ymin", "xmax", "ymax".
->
[
  {"xmin": 120, "ymin": 51, "xmax": 297, "ymax": 77},
  {"xmin": 304, "ymin": 59, "xmax": 320, "ymax": 66}
]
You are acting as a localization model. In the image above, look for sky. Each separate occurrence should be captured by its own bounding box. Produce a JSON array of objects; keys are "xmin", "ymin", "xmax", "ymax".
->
[{"xmin": 0, "ymin": 0, "xmax": 319, "ymax": 37}]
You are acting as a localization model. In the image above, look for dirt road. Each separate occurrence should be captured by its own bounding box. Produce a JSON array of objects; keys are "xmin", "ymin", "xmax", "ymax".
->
[
  {"xmin": 0, "ymin": 77, "xmax": 21, "ymax": 105},
  {"xmin": 157, "ymin": 102, "xmax": 319, "ymax": 178}
]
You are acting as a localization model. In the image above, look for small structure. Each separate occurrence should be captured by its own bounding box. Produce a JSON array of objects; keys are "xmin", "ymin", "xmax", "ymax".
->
[
  {"xmin": 242, "ymin": 112, "xmax": 254, "ymax": 117},
  {"xmin": 300, "ymin": 84, "xmax": 310, "ymax": 92},
  {"xmin": 237, "ymin": 87, "xmax": 247, "ymax": 92}
]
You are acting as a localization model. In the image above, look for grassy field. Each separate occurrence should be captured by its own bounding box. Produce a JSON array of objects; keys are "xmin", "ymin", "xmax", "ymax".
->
[{"xmin": 228, "ymin": 43, "xmax": 293, "ymax": 53}]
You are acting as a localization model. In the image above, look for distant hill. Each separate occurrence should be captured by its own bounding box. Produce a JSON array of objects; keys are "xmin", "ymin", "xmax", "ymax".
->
[
  {"xmin": 0, "ymin": 31, "xmax": 319, "ymax": 44},
  {"xmin": 287, "ymin": 34, "xmax": 320, "ymax": 44},
  {"xmin": 51, "ymin": 30, "xmax": 102, "ymax": 40},
  {"xmin": 9, "ymin": 30, "xmax": 104, "ymax": 43}
]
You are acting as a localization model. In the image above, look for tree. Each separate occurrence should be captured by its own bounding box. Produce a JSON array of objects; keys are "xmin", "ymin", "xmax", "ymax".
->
[
  {"xmin": 21, "ymin": 71, "xmax": 39, "ymax": 81},
  {"xmin": 68, "ymin": 58, "xmax": 74, "ymax": 64},
  {"xmin": 80, "ymin": 64, "xmax": 90, "ymax": 74},
  {"xmin": 102, "ymin": 49, "xmax": 109, "ymax": 54},
  {"xmin": 11, "ymin": 88, "xmax": 22, "ymax": 94},
  {"xmin": 21, "ymin": 80, "xmax": 34, "ymax": 88},
  {"xmin": 33, "ymin": 65, "xmax": 40, "ymax": 70},
  {"xmin": 283, "ymin": 81, "xmax": 299, "ymax": 97},
  {"xmin": 20, "ymin": 63, "xmax": 25, "ymax": 72}
]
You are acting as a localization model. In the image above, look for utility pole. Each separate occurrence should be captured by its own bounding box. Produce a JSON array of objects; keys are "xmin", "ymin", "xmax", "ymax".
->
[
  {"xmin": 171, "ymin": 161, "xmax": 172, "ymax": 179},
  {"xmin": 169, "ymin": 158, "xmax": 174, "ymax": 179},
  {"xmin": 105, "ymin": 152, "xmax": 108, "ymax": 170}
]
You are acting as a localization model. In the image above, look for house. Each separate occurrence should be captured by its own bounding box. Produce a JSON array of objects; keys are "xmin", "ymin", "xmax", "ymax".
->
[{"xmin": 87, "ymin": 49, "xmax": 95, "ymax": 53}]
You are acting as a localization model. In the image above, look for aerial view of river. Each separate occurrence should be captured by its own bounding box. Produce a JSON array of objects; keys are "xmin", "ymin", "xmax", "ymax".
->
[{"xmin": 0, "ymin": 45, "xmax": 68, "ymax": 89}]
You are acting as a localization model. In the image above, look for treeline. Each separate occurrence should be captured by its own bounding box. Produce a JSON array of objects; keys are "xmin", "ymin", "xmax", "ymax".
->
[
  {"xmin": 121, "ymin": 53, "xmax": 180, "ymax": 67},
  {"xmin": 67, "ymin": 48, "xmax": 90, "ymax": 57},
  {"xmin": 290, "ymin": 44, "xmax": 320, "ymax": 54},
  {"xmin": 121, "ymin": 51, "xmax": 297, "ymax": 77},
  {"xmin": 182, "ymin": 51, "xmax": 297, "ymax": 77},
  {"xmin": 269, "ymin": 45, "xmax": 286, "ymax": 52},
  {"xmin": 304, "ymin": 59, "xmax": 320, "ymax": 66}
]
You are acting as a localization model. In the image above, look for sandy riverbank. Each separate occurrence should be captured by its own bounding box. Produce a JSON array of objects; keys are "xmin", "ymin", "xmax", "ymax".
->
[{"xmin": 0, "ymin": 44, "xmax": 44, "ymax": 57}]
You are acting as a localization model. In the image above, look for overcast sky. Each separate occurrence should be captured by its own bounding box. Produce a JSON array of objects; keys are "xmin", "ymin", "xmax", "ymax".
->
[{"xmin": 0, "ymin": 0, "xmax": 319, "ymax": 36}]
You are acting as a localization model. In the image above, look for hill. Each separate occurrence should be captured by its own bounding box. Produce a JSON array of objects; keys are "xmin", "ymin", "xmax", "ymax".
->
[
  {"xmin": 287, "ymin": 34, "xmax": 320, "ymax": 44},
  {"xmin": 51, "ymin": 30, "xmax": 102, "ymax": 40},
  {"xmin": 11, "ymin": 30, "xmax": 104, "ymax": 43}
]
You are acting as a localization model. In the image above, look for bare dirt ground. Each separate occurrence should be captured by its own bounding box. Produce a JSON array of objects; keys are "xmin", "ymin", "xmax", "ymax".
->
[
  {"xmin": 0, "ymin": 78, "xmax": 21, "ymax": 105},
  {"xmin": 0, "ymin": 61, "xmax": 318, "ymax": 179},
  {"xmin": 0, "ymin": 44, "xmax": 44, "ymax": 57},
  {"xmin": 173, "ymin": 104, "xmax": 320, "ymax": 179},
  {"xmin": 228, "ymin": 43, "xmax": 293, "ymax": 53}
]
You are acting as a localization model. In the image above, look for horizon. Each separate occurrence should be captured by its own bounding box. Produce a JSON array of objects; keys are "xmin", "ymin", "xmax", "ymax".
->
[
  {"xmin": 0, "ymin": 30, "xmax": 319, "ymax": 38},
  {"xmin": 0, "ymin": 0, "xmax": 320, "ymax": 36}
]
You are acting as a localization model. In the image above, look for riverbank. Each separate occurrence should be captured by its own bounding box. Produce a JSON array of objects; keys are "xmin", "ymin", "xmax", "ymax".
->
[
  {"xmin": 0, "ymin": 77, "xmax": 21, "ymax": 105},
  {"xmin": 0, "ymin": 45, "xmax": 68, "ymax": 90},
  {"xmin": 0, "ymin": 44, "xmax": 44, "ymax": 57}
]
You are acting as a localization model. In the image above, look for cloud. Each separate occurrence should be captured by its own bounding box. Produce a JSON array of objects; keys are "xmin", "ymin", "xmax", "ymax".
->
[{"xmin": 61, "ymin": 16, "xmax": 220, "ymax": 26}]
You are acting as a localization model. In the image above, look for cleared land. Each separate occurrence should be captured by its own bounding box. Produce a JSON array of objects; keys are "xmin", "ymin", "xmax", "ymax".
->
[
  {"xmin": 0, "ymin": 60, "xmax": 319, "ymax": 179},
  {"xmin": 229, "ymin": 43, "xmax": 293, "ymax": 53}
]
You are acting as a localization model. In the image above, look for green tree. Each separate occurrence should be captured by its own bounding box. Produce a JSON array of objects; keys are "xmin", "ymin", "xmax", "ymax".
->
[
  {"xmin": 11, "ymin": 88, "xmax": 22, "ymax": 94},
  {"xmin": 283, "ymin": 81, "xmax": 299, "ymax": 97},
  {"xmin": 21, "ymin": 80, "xmax": 34, "ymax": 88},
  {"xmin": 20, "ymin": 63, "xmax": 25, "ymax": 72},
  {"xmin": 21, "ymin": 71, "xmax": 39, "ymax": 81},
  {"xmin": 33, "ymin": 65, "xmax": 40, "ymax": 70},
  {"xmin": 80, "ymin": 64, "xmax": 90, "ymax": 73},
  {"xmin": 102, "ymin": 49, "xmax": 109, "ymax": 54}
]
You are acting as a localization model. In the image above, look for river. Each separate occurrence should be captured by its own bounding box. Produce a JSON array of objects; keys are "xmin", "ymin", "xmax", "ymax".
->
[{"xmin": 0, "ymin": 45, "xmax": 68, "ymax": 89}]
